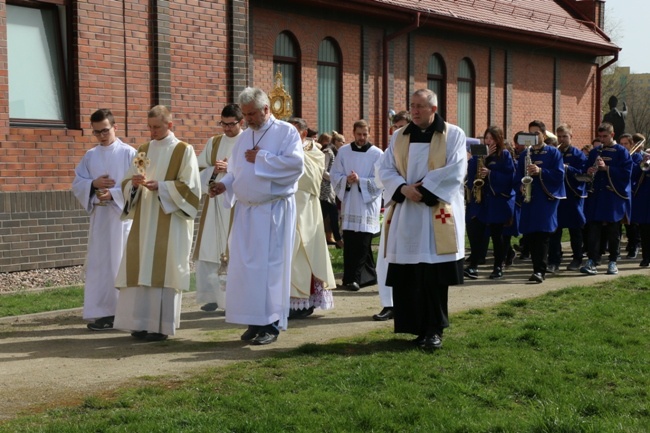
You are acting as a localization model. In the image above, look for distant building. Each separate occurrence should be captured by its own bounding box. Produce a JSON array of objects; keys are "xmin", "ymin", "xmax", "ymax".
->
[{"xmin": 0, "ymin": 0, "xmax": 619, "ymax": 272}]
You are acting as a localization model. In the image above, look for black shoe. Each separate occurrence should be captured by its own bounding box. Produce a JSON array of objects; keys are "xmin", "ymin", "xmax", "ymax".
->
[
  {"xmin": 519, "ymin": 253, "xmax": 530, "ymax": 260},
  {"xmin": 488, "ymin": 267, "xmax": 503, "ymax": 280},
  {"xmin": 528, "ymin": 272, "xmax": 544, "ymax": 283},
  {"xmin": 145, "ymin": 333, "xmax": 168, "ymax": 342},
  {"xmin": 626, "ymin": 250, "xmax": 638, "ymax": 259},
  {"xmin": 131, "ymin": 330, "xmax": 148, "ymax": 339},
  {"xmin": 87, "ymin": 316, "xmax": 114, "ymax": 331},
  {"xmin": 547, "ymin": 264, "xmax": 559, "ymax": 274},
  {"xmin": 566, "ymin": 259, "xmax": 582, "ymax": 271},
  {"xmin": 200, "ymin": 303, "xmax": 218, "ymax": 312},
  {"xmin": 464, "ymin": 267, "xmax": 478, "ymax": 279},
  {"xmin": 240, "ymin": 326, "xmax": 259, "ymax": 341},
  {"xmin": 505, "ymin": 249, "xmax": 516, "ymax": 267},
  {"xmin": 251, "ymin": 332, "xmax": 278, "ymax": 345},
  {"xmin": 411, "ymin": 335, "xmax": 426, "ymax": 346},
  {"xmin": 343, "ymin": 282, "xmax": 360, "ymax": 291},
  {"xmin": 372, "ymin": 307, "xmax": 394, "ymax": 321},
  {"xmin": 640, "ymin": 260, "xmax": 650, "ymax": 267},
  {"xmin": 418, "ymin": 334, "xmax": 443, "ymax": 351},
  {"xmin": 288, "ymin": 307, "xmax": 315, "ymax": 320}
]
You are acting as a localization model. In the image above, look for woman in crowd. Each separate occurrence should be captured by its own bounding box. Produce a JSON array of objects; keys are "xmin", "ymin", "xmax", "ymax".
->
[{"xmin": 319, "ymin": 132, "xmax": 343, "ymax": 248}]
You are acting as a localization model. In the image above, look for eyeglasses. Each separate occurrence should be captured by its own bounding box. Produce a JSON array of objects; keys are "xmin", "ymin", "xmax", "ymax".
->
[
  {"xmin": 219, "ymin": 121, "xmax": 239, "ymax": 128},
  {"xmin": 92, "ymin": 127, "xmax": 112, "ymax": 136}
]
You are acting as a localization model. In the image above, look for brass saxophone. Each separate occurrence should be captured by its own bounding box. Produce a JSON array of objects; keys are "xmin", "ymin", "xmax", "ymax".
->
[
  {"xmin": 521, "ymin": 148, "xmax": 533, "ymax": 203},
  {"xmin": 472, "ymin": 156, "xmax": 485, "ymax": 203}
]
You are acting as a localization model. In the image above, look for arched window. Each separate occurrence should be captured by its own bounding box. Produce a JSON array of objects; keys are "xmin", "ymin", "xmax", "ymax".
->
[
  {"xmin": 273, "ymin": 31, "xmax": 300, "ymax": 116},
  {"xmin": 317, "ymin": 38, "xmax": 341, "ymax": 134},
  {"xmin": 427, "ymin": 54, "xmax": 446, "ymax": 119},
  {"xmin": 457, "ymin": 58, "xmax": 475, "ymax": 136}
]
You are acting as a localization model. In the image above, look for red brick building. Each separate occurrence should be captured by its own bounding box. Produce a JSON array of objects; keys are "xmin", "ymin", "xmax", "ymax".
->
[{"xmin": 0, "ymin": 0, "xmax": 618, "ymax": 273}]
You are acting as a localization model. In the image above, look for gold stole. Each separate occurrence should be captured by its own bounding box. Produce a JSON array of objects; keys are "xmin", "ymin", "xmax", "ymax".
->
[
  {"xmin": 193, "ymin": 135, "xmax": 224, "ymax": 260},
  {"xmin": 384, "ymin": 123, "xmax": 458, "ymax": 257},
  {"xmin": 125, "ymin": 141, "xmax": 192, "ymax": 288}
]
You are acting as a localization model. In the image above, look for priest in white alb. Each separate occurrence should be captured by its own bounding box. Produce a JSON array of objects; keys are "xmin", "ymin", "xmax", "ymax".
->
[
  {"xmin": 193, "ymin": 104, "xmax": 244, "ymax": 312},
  {"xmin": 378, "ymin": 89, "xmax": 467, "ymax": 351},
  {"xmin": 210, "ymin": 87, "xmax": 304, "ymax": 346},
  {"xmin": 287, "ymin": 117, "xmax": 336, "ymax": 319},
  {"xmin": 114, "ymin": 105, "xmax": 201, "ymax": 341},
  {"xmin": 72, "ymin": 108, "xmax": 136, "ymax": 331}
]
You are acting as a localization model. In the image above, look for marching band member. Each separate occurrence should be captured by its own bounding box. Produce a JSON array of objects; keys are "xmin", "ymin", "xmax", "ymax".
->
[
  {"xmin": 464, "ymin": 139, "xmax": 488, "ymax": 279},
  {"xmin": 619, "ymin": 133, "xmax": 641, "ymax": 258},
  {"xmin": 629, "ymin": 134, "xmax": 650, "ymax": 266},
  {"xmin": 548, "ymin": 124, "xmax": 587, "ymax": 272},
  {"xmin": 580, "ymin": 123, "xmax": 632, "ymax": 275},
  {"xmin": 477, "ymin": 126, "xmax": 516, "ymax": 279},
  {"xmin": 515, "ymin": 120, "xmax": 565, "ymax": 283}
]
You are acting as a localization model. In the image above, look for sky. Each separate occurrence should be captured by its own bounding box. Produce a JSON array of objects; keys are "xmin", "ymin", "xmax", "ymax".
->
[{"xmin": 604, "ymin": 0, "xmax": 650, "ymax": 73}]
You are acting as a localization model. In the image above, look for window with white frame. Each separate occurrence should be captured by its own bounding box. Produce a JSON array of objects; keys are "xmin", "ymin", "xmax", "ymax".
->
[
  {"xmin": 317, "ymin": 38, "xmax": 341, "ymax": 135},
  {"xmin": 457, "ymin": 58, "xmax": 475, "ymax": 137},
  {"xmin": 273, "ymin": 31, "xmax": 300, "ymax": 116},
  {"xmin": 7, "ymin": 1, "xmax": 70, "ymax": 125},
  {"xmin": 427, "ymin": 53, "xmax": 446, "ymax": 120}
]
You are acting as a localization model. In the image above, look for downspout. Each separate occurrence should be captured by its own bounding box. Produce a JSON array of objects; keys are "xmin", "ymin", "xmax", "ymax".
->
[
  {"xmin": 382, "ymin": 12, "xmax": 420, "ymax": 149},
  {"xmin": 596, "ymin": 52, "xmax": 618, "ymax": 129}
]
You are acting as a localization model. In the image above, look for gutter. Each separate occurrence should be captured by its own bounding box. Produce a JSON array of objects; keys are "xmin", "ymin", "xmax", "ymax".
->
[{"xmin": 382, "ymin": 12, "xmax": 420, "ymax": 149}]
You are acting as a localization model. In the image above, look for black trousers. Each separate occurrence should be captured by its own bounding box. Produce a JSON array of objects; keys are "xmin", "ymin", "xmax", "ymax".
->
[
  {"xmin": 342, "ymin": 230, "xmax": 377, "ymax": 286},
  {"xmin": 623, "ymin": 223, "xmax": 640, "ymax": 252},
  {"xmin": 489, "ymin": 223, "xmax": 506, "ymax": 270},
  {"xmin": 548, "ymin": 227, "xmax": 583, "ymax": 265},
  {"xmin": 586, "ymin": 221, "xmax": 620, "ymax": 263},
  {"xmin": 640, "ymin": 224, "xmax": 650, "ymax": 261},
  {"xmin": 526, "ymin": 231, "xmax": 550, "ymax": 274},
  {"xmin": 466, "ymin": 217, "xmax": 488, "ymax": 268},
  {"xmin": 320, "ymin": 200, "xmax": 342, "ymax": 242}
]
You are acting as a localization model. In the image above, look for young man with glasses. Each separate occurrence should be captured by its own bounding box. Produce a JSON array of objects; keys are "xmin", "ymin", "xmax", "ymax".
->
[
  {"xmin": 193, "ymin": 104, "xmax": 244, "ymax": 312},
  {"xmin": 72, "ymin": 109, "xmax": 136, "ymax": 331}
]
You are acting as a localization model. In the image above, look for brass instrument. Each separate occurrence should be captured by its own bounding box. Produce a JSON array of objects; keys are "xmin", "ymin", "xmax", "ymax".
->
[
  {"xmin": 472, "ymin": 156, "xmax": 485, "ymax": 203},
  {"xmin": 630, "ymin": 139, "xmax": 650, "ymax": 172},
  {"xmin": 521, "ymin": 147, "xmax": 533, "ymax": 203},
  {"xmin": 575, "ymin": 146, "xmax": 602, "ymax": 184},
  {"xmin": 629, "ymin": 138, "xmax": 646, "ymax": 155}
]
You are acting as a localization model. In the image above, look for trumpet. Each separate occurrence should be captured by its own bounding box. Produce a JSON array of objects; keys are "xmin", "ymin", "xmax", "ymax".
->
[
  {"xmin": 522, "ymin": 148, "xmax": 533, "ymax": 203},
  {"xmin": 629, "ymin": 138, "xmax": 646, "ymax": 155},
  {"xmin": 575, "ymin": 146, "xmax": 603, "ymax": 184}
]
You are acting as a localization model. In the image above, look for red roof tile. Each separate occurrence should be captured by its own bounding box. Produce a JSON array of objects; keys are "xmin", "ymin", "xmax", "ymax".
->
[{"xmin": 372, "ymin": 0, "xmax": 618, "ymax": 53}]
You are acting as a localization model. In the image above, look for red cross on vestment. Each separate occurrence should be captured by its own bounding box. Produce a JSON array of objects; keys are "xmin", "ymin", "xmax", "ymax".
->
[{"xmin": 435, "ymin": 208, "xmax": 451, "ymax": 224}]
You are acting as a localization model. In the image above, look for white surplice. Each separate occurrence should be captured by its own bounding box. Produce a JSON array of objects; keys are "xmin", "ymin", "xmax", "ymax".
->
[
  {"xmin": 114, "ymin": 132, "xmax": 201, "ymax": 335},
  {"xmin": 220, "ymin": 115, "xmax": 304, "ymax": 331},
  {"xmin": 290, "ymin": 140, "xmax": 336, "ymax": 309},
  {"xmin": 378, "ymin": 125, "xmax": 467, "ymax": 264},
  {"xmin": 330, "ymin": 144, "xmax": 383, "ymax": 234},
  {"xmin": 194, "ymin": 133, "xmax": 241, "ymax": 307},
  {"xmin": 72, "ymin": 138, "xmax": 136, "ymax": 320}
]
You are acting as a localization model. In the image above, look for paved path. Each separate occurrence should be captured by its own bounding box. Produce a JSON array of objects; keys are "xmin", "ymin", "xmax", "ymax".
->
[{"xmin": 1, "ymin": 257, "xmax": 648, "ymax": 419}]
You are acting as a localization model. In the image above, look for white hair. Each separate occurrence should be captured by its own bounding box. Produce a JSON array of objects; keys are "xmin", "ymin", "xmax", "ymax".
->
[
  {"xmin": 413, "ymin": 88, "xmax": 438, "ymax": 107},
  {"xmin": 238, "ymin": 87, "xmax": 270, "ymax": 110}
]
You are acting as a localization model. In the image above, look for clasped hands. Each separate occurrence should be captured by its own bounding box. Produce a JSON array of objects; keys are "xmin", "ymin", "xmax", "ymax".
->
[
  {"xmin": 208, "ymin": 181, "xmax": 226, "ymax": 197},
  {"xmin": 132, "ymin": 174, "xmax": 159, "ymax": 191},
  {"xmin": 346, "ymin": 171, "xmax": 359, "ymax": 186},
  {"xmin": 401, "ymin": 182, "xmax": 424, "ymax": 202},
  {"xmin": 213, "ymin": 158, "xmax": 228, "ymax": 174},
  {"xmin": 93, "ymin": 175, "xmax": 114, "ymax": 202}
]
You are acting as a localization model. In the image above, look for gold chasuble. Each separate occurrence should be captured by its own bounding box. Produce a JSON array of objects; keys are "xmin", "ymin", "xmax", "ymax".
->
[
  {"xmin": 193, "ymin": 134, "xmax": 223, "ymax": 260},
  {"xmin": 385, "ymin": 123, "xmax": 458, "ymax": 255},
  {"xmin": 119, "ymin": 140, "xmax": 200, "ymax": 291}
]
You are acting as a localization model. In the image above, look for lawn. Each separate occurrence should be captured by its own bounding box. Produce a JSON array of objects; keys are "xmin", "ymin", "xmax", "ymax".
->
[{"xmin": 2, "ymin": 275, "xmax": 648, "ymax": 432}]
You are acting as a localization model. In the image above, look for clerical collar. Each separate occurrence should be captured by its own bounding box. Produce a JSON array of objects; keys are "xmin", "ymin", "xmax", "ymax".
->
[
  {"xmin": 402, "ymin": 113, "xmax": 444, "ymax": 142},
  {"xmin": 351, "ymin": 142, "xmax": 372, "ymax": 152}
]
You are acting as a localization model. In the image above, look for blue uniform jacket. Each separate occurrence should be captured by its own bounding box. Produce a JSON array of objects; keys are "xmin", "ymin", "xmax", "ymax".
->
[
  {"xmin": 583, "ymin": 144, "xmax": 632, "ymax": 223},
  {"xmin": 558, "ymin": 145, "xmax": 587, "ymax": 229},
  {"xmin": 479, "ymin": 150, "xmax": 515, "ymax": 225},
  {"xmin": 631, "ymin": 155, "xmax": 650, "ymax": 224},
  {"xmin": 516, "ymin": 144, "xmax": 566, "ymax": 234}
]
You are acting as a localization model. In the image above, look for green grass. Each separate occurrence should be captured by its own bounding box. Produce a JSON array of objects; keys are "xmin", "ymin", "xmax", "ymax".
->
[
  {"xmin": 0, "ymin": 274, "xmax": 197, "ymax": 318},
  {"xmin": 2, "ymin": 276, "xmax": 649, "ymax": 432},
  {"xmin": 0, "ymin": 287, "xmax": 85, "ymax": 317}
]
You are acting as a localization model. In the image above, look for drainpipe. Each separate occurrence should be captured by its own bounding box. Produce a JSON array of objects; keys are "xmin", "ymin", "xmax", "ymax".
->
[
  {"xmin": 382, "ymin": 12, "xmax": 420, "ymax": 149},
  {"xmin": 596, "ymin": 52, "xmax": 618, "ymax": 130}
]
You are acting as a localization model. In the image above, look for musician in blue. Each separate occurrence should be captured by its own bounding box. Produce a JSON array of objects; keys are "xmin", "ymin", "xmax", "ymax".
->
[
  {"xmin": 629, "ymin": 133, "xmax": 650, "ymax": 266},
  {"xmin": 548, "ymin": 124, "xmax": 587, "ymax": 272},
  {"xmin": 516, "ymin": 120, "xmax": 565, "ymax": 283},
  {"xmin": 477, "ymin": 126, "xmax": 515, "ymax": 279},
  {"xmin": 580, "ymin": 122, "xmax": 632, "ymax": 275},
  {"xmin": 464, "ymin": 144, "xmax": 488, "ymax": 279},
  {"xmin": 619, "ymin": 133, "xmax": 642, "ymax": 258}
]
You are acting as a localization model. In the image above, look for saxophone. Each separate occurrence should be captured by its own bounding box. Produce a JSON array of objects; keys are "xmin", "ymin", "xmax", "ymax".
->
[
  {"xmin": 472, "ymin": 156, "xmax": 485, "ymax": 203},
  {"xmin": 521, "ymin": 148, "xmax": 533, "ymax": 203}
]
